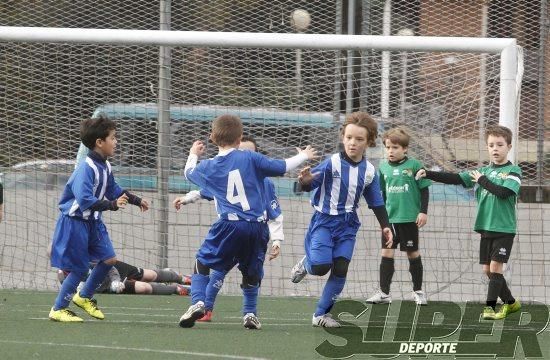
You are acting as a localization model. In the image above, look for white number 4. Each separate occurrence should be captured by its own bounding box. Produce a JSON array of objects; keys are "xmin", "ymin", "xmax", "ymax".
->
[{"xmin": 227, "ymin": 170, "xmax": 250, "ymax": 211}]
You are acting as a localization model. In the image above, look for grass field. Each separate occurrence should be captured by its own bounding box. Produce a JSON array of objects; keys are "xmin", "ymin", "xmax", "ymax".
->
[{"xmin": 0, "ymin": 290, "xmax": 548, "ymax": 360}]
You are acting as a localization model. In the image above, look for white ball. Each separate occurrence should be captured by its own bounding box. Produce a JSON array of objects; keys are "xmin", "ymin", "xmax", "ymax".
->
[{"xmin": 290, "ymin": 9, "xmax": 311, "ymax": 32}]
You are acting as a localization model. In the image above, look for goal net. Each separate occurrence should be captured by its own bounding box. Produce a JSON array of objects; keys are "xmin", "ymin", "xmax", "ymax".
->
[{"xmin": 1, "ymin": 27, "xmax": 539, "ymax": 304}]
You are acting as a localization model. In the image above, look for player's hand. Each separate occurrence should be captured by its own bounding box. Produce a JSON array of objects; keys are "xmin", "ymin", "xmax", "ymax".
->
[
  {"xmin": 296, "ymin": 145, "xmax": 318, "ymax": 160},
  {"xmin": 416, "ymin": 213, "xmax": 427, "ymax": 228},
  {"xmin": 415, "ymin": 169, "xmax": 426, "ymax": 180},
  {"xmin": 268, "ymin": 241, "xmax": 281, "ymax": 261},
  {"xmin": 298, "ymin": 166, "xmax": 320, "ymax": 186},
  {"xmin": 139, "ymin": 199, "xmax": 150, "ymax": 212},
  {"xmin": 190, "ymin": 140, "xmax": 206, "ymax": 156},
  {"xmin": 116, "ymin": 193, "xmax": 129, "ymax": 209},
  {"xmin": 382, "ymin": 227, "xmax": 393, "ymax": 248},
  {"xmin": 470, "ymin": 170, "xmax": 482, "ymax": 182},
  {"xmin": 173, "ymin": 196, "xmax": 185, "ymax": 211}
]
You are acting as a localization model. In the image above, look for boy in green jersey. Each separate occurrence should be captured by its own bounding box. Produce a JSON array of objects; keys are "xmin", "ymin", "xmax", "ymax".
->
[
  {"xmin": 416, "ymin": 125, "xmax": 521, "ymax": 319},
  {"xmin": 366, "ymin": 128, "xmax": 431, "ymax": 305}
]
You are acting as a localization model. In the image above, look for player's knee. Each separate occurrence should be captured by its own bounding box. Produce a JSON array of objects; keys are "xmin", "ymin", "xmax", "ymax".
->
[
  {"xmin": 241, "ymin": 274, "xmax": 260, "ymax": 289},
  {"xmin": 193, "ymin": 259, "xmax": 210, "ymax": 276},
  {"xmin": 381, "ymin": 248, "xmax": 394, "ymax": 258},
  {"xmin": 310, "ymin": 263, "xmax": 331, "ymax": 276},
  {"xmin": 332, "ymin": 257, "xmax": 350, "ymax": 278}
]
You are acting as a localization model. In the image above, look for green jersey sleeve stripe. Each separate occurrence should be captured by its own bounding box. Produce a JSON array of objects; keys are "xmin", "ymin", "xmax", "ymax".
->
[{"xmin": 506, "ymin": 175, "xmax": 521, "ymax": 185}]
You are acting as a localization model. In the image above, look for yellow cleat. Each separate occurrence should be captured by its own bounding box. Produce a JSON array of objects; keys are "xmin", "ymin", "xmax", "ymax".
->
[
  {"xmin": 49, "ymin": 307, "xmax": 84, "ymax": 322},
  {"xmin": 72, "ymin": 292, "xmax": 105, "ymax": 320},
  {"xmin": 495, "ymin": 300, "xmax": 521, "ymax": 320},
  {"xmin": 482, "ymin": 306, "xmax": 497, "ymax": 320}
]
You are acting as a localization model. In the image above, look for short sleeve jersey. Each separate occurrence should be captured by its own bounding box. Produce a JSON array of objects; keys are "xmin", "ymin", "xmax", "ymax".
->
[
  {"xmin": 185, "ymin": 149, "xmax": 286, "ymax": 221},
  {"xmin": 458, "ymin": 162, "xmax": 521, "ymax": 234},
  {"xmin": 308, "ymin": 153, "xmax": 384, "ymax": 215},
  {"xmin": 378, "ymin": 157, "xmax": 431, "ymax": 223}
]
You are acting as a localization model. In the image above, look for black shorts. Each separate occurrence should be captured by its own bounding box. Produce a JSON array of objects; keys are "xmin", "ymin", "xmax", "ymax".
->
[
  {"xmin": 381, "ymin": 222, "xmax": 419, "ymax": 252},
  {"xmin": 479, "ymin": 232, "xmax": 514, "ymax": 264},
  {"xmin": 114, "ymin": 261, "xmax": 144, "ymax": 281}
]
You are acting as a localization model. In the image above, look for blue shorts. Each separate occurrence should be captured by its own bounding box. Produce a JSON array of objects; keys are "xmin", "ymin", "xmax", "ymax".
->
[
  {"xmin": 50, "ymin": 215, "xmax": 116, "ymax": 273},
  {"xmin": 197, "ymin": 219, "xmax": 269, "ymax": 279},
  {"xmin": 304, "ymin": 211, "xmax": 361, "ymax": 266}
]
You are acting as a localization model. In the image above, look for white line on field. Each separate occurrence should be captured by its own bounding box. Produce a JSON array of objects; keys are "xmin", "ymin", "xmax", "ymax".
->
[{"xmin": 0, "ymin": 339, "xmax": 270, "ymax": 360}]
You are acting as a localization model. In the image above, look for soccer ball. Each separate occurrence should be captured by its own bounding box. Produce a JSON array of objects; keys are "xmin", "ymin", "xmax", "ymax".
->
[{"xmin": 290, "ymin": 9, "xmax": 311, "ymax": 32}]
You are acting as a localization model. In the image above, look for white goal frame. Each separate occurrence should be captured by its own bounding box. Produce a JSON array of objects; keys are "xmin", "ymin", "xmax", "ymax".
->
[{"xmin": 0, "ymin": 26, "xmax": 523, "ymax": 161}]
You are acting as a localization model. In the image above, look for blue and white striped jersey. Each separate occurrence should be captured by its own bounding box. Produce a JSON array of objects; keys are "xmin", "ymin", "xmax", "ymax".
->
[
  {"xmin": 185, "ymin": 149, "xmax": 286, "ymax": 222},
  {"xmin": 308, "ymin": 153, "xmax": 384, "ymax": 215},
  {"xmin": 58, "ymin": 153, "xmax": 123, "ymax": 220}
]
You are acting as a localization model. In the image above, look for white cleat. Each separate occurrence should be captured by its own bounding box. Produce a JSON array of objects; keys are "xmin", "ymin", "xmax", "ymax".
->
[
  {"xmin": 366, "ymin": 290, "xmax": 392, "ymax": 304},
  {"xmin": 312, "ymin": 313, "xmax": 341, "ymax": 328},
  {"xmin": 243, "ymin": 313, "xmax": 262, "ymax": 330},
  {"xmin": 178, "ymin": 301, "xmax": 205, "ymax": 328},
  {"xmin": 412, "ymin": 290, "xmax": 428, "ymax": 305},
  {"xmin": 290, "ymin": 256, "xmax": 308, "ymax": 283}
]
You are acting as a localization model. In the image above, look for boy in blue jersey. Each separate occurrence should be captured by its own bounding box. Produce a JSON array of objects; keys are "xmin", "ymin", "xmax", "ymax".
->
[
  {"xmin": 173, "ymin": 135, "xmax": 284, "ymax": 322},
  {"xmin": 416, "ymin": 125, "xmax": 521, "ymax": 320},
  {"xmin": 48, "ymin": 116, "xmax": 149, "ymax": 322},
  {"xmin": 291, "ymin": 112, "xmax": 393, "ymax": 328},
  {"xmin": 178, "ymin": 115, "xmax": 316, "ymax": 329}
]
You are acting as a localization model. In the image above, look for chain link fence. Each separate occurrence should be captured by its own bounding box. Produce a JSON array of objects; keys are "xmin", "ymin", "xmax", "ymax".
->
[{"xmin": 0, "ymin": 1, "xmax": 547, "ymax": 302}]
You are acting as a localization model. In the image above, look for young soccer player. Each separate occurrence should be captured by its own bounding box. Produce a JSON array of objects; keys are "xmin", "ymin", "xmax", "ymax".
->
[
  {"xmin": 173, "ymin": 135, "xmax": 284, "ymax": 322},
  {"xmin": 177, "ymin": 115, "xmax": 316, "ymax": 329},
  {"xmin": 416, "ymin": 125, "xmax": 521, "ymax": 319},
  {"xmin": 48, "ymin": 116, "xmax": 149, "ymax": 322},
  {"xmin": 57, "ymin": 261, "xmax": 191, "ymax": 296},
  {"xmin": 291, "ymin": 111, "xmax": 393, "ymax": 328},
  {"xmin": 366, "ymin": 127, "xmax": 431, "ymax": 305}
]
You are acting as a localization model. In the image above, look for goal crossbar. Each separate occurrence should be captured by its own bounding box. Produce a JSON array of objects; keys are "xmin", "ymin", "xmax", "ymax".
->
[{"xmin": 0, "ymin": 26, "xmax": 522, "ymax": 161}]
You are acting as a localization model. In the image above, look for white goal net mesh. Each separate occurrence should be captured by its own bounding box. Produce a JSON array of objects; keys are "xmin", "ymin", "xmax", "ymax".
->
[{"xmin": 0, "ymin": 36, "xmax": 546, "ymax": 303}]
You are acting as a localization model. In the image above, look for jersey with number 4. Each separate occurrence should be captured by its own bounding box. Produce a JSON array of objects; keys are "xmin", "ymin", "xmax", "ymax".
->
[{"xmin": 185, "ymin": 149, "xmax": 286, "ymax": 221}]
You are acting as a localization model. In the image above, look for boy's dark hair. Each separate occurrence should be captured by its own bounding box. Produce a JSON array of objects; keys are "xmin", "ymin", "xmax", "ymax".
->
[
  {"xmin": 241, "ymin": 135, "xmax": 259, "ymax": 152},
  {"xmin": 485, "ymin": 125, "xmax": 513, "ymax": 145},
  {"xmin": 382, "ymin": 127, "xmax": 410, "ymax": 148},
  {"xmin": 81, "ymin": 115, "xmax": 117, "ymax": 150},
  {"xmin": 210, "ymin": 114, "xmax": 243, "ymax": 147},
  {"xmin": 342, "ymin": 112, "xmax": 378, "ymax": 148}
]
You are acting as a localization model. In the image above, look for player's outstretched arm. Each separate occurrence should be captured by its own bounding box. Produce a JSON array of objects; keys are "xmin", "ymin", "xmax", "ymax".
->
[
  {"xmin": 470, "ymin": 170, "xmax": 517, "ymax": 198},
  {"xmin": 415, "ymin": 168, "xmax": 464, "ymax": 185},
  {"xmin": 184, "ymin": 140, "xmax": 207, "ymax": 180},
  {"xmin": 173, "ymin": 190, "xmax": 203, "ymax": 211},
  {"xmin": 295, "ymin": 145, "xmax": 318, "ymax": 160},
  {"xmin": 284, "ymin": 145, "xmax": 318, "ymax": 172}
]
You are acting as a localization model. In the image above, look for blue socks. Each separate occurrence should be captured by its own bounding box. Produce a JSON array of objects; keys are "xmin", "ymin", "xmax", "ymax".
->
[
  {"xmin": 314, "ymin": 274, "xmax": 346, "ymax": 317},
  {"xmin": 53, "ymin": 270, "xmax": 86, "ymax": 310},
  {"xmin": 79, "ymin": 261, "xmax": 112, "ymax": 299},
  {"xmin": 191, "ymin": 273, "xmax": 210, "ymax": 304},
  {"xmin": 205, "ymin": 270, "xmax": 227, "ymax": 311},
  {"xmin": 242, "ymin": 285, "xmax": 260, "ymax": 315}
]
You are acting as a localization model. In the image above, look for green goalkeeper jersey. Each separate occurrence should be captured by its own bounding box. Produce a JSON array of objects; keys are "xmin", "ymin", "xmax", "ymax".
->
[
  {"xmin": 458, "ymin": 162, "xmax": 521, "ymax": 234},
  {"xmin": 379, "ymin": 157, "xmax": 431, "ymax": 223}
]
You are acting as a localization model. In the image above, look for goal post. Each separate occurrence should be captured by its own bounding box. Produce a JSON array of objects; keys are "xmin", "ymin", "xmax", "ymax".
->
[
  {"xmin": 1, "ymin": 26, "xmax": 534, "ymax": 303},
  {"xmin": 0, "ymin": 25, "xmax": 523, "ymax": 161}
]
